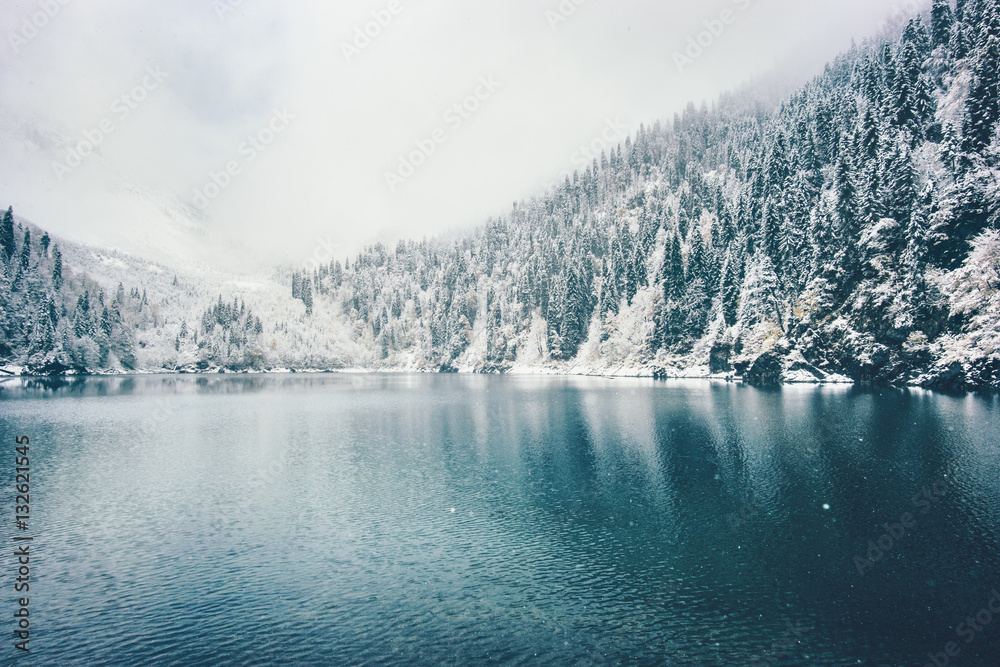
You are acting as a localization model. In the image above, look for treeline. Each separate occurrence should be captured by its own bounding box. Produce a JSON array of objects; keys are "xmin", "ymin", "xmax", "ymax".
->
[
  {"xmin": 295, "ymin": 0, "xmax": 1000, "ymax": 388},
  {"xmin": 186, "ymin": 296, "xmax": 266, "ymax": 370},
  {"xmin": 6, "ymin": 2, "xmax": 998, "ymax": 387},
  {"xmin": 0, "ymin": 209, "xmax": 273, "ymax": 374},
  {"xmin": 0, "ymin": 207, "xmax": 144, "ymax": 373}
]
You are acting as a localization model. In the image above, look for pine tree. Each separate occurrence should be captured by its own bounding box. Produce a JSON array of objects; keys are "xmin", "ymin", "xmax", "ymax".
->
[
  {"xmin": 654, "ymin": 233, "xmax": 687, "ymax": 351},
  {"xmin": 28, "ymin": 306, "xmax": 55, "ymax": 359},
  {"xmin": 882, "ymin": 145, "xmax": 916, "ymax": 227},
  {"xmin": 52, "ymin": 245, "xmax": 63, "ymax": 290},
  {"xmin": 1, "ymin": 207, "xmax": 14, "ymax": 262},
  {"xmin": 901, "ymin": 18, "xmax": 931, "ymax": 62},
  {"xmin": 967, "ymin": 0, "xmax": 999, "ymax": 42},
  {"xmin": 559, "ymin": 266, "xmax": 588, "ymax": 359},
  {"xmin": 720, "ymin": 252, "xmax": 740, "ymax": 327},
  {"xmin": 301, "ymin": 278, "xmax": 313, "ymax": 315},
  {"xmin": 896, "ymin": 41, "xmax": 934, "ymax": 139},
  {"xmin": 664, "ymin": 233, "xmax": 685, "ymax": 299},
  {"xmin": 74, "ymin": 292, "xmax": 93, "ymax": 337},
  {"xmin": 932, "ymin": 0, "xmax": 954, "ymax": 48},
  {"xmin": 688, "ymin": 228, "xmax": 708, "ymax": 283},
  {"xmin": 600, "ymin": 260, "xmax": 621, "ymax": 315},
  {"xmin": 835, "ymin": 149, "xmax": 858, "ymax": 239},
  {"xmin": 47, "ymin": 296, "xmax": 58, "ymax": 325},
  {"xmin": 956, "ymin": 0, "xmax": 970, "ymax": 22},
  {"xmin": 100, "ymin": 307, "xmax": 113, "ymax": 338},
  {"xmin": 963, "ymin": 33, "xmax": 1000, "ymax": 152},
  {"xmin": 19, "ymin": 230, "xmax": 31, "ymax": 271}
]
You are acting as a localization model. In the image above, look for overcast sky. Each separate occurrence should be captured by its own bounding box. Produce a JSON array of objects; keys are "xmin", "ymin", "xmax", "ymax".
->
[{"xmin": 0, "ymin": 0, "xmax": 926, "ymax": 272}]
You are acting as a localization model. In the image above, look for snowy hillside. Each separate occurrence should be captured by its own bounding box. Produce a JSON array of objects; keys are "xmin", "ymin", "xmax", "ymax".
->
[
  {"xmin": 284, "ymin": 3, "xmax": 999, "ymax": 390},
  {"xmin": 2, "ymin": 0, "xmax": 999, "ymax": 390},
  {"xmin": 0, "ymin": 213, "xmax": 359, "ymax": 374}
]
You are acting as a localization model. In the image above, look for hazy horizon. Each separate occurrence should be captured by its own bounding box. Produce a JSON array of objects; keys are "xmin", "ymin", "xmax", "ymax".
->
[{"xmin": 0, "ymin": 0, "xmax": 927, "ymax": 273}]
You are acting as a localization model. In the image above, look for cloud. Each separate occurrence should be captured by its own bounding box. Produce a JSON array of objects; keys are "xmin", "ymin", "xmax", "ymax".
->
[{"xmin": 0, "ymin": 0, "xmax": 926, "ymax": 271}]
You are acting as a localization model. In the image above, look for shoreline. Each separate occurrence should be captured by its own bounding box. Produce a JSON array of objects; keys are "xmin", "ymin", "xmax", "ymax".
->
[{"xmin": 3, "ymin": 364, "xmax": 988, "ymax": 393}]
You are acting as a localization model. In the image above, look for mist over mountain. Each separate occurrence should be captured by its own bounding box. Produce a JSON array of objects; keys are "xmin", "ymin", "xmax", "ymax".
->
[{"xmin": 2, "ymin": 1, "xmax": 998, "ymax": 390}]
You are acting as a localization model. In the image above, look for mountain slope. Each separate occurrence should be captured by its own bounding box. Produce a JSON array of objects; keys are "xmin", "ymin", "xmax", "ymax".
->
[
  {"xmin": 289, "ymin": 1, "xmax": 999, "ymax": 389},
  {"xmin": 0, "ymin": 213, "xmax": 357, "ymax": 375},
  {"xmin": 3, "ymin": 1, "xmax": 999, "ymax": 390}
]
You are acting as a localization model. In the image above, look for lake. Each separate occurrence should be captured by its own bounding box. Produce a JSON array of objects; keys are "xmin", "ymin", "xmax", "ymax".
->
[{"xmin": 1, "ymin": 374, "xmax": 999, "ymax": 665}]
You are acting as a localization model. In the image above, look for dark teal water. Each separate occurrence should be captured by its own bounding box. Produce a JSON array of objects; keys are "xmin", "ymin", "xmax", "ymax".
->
[{"xmin": 1, "ymin": 374, "xmax": 999, "ymax": 666}]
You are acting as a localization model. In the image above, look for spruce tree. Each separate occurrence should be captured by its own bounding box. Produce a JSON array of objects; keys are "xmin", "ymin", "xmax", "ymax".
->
[
  {"xmin": 560, "ymin": 266, "xmax": 588, "ymax": 358},
  {"xmin": 688, "ymin": 229, "xmax": 708, "ymax": 283},
  {"xmin": 835, "ymin": 150, "xmax": 858, "ymax": 235},
  {"xmin": 601, "ymin": 261, "xmax": 621, "ymax": 315},
  {"xmin": 881, "ymin": 146, "xmax": 916, "ymax": 227},
  {"xmin": 1, "ymin": 207, "xmax": 14, "ymax": 262},
  {"xmin": 932, "ymin": 0, "xmax": 954, "ymax": 47},
  {"xmin": 302, "ymin": 278, "xmax": 313, "ymax": 315},
  {"xmin": 720, "ymin": 252, "xmax": 740, "ymax": 327},
  {"xmin": 74, "ymin": 293, "xmax": 92, "ymax": 337},
  {"xmin": 963, "ymin": 33, "xmax": 1000, "ymax": 152},
  {"xmin": 29, "ymin": 307, "xmax": 55, "ymax": 359},
  {"xmin": 653, "ymin": 233, "xmax": 687, "ymax": 351},
  {"xmin": 19, "ymin": 230, "xmax": 31, "ymax": 271},
  {"xmin": 956, "ymin": 0, "xmax": 970, "ymax": 22},
  {"xmin": 665, "ymin": 233, "xmax": 684, "ymax": 299},
  {"xmin": 101, "ymin": 307, "xmax": 113, "ymax": 338},
  {"xmin": 52, "ymin": 245, "xmax": 63, "ymax": 290}
]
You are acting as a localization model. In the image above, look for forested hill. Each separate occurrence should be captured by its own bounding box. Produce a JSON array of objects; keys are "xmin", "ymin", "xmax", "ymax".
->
[
  {"xmin": 0, "ymin": 211, "xmax": 336, "ymax": 376},
  {"xmin": 2, "ymin": 1, "xmax": 999, "ymax": 390},
  {"xmin": 290, "ymin": 0, "xmax": 1000, "ymax": 390}
]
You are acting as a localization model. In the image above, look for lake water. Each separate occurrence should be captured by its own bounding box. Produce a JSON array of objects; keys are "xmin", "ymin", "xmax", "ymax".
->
[{"xmin": 1, "ymin": 374, "xmax": 999, "ymax": 666}]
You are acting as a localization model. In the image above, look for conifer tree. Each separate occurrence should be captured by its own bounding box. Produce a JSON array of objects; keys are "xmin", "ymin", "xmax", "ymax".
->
[
  {"xmin": 720, "ymin": 252, "xmax": 740, "ymax": 327},
  {"xmin": 19, "ymin": 230, "xmax": 31, "ymax": 271},
  {"xmin": 932, "ymin": 0, "xmax": 954, "ymax": 48},
  {"xmin": 964, "ymin": 32, "xmax": 1000, "ymax": 152},
  {"xmin": 1, "ymin": 207, "xmax": 14, "ymax": 262},
  {"xmin": 51, "ymin": 245, "xmax": 63, "ymax": 290},
  {"xmin": 664, "ymin": 233, "xmax": 685, "ymax": 299},
  {"xmin": 301, "ymin": 278, "xmax": 313, "ymax": 315}
]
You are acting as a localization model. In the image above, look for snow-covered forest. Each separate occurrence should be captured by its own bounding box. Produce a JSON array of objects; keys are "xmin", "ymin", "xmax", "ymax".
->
[{"xmin": 2, "ymin": 0, "xmax": 999, "ymax": 389}]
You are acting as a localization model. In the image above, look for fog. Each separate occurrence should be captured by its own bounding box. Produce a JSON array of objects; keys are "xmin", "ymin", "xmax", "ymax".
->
[{"xmin": 0, "ymin": 0, "xmax": 926, "ymax": 271}]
